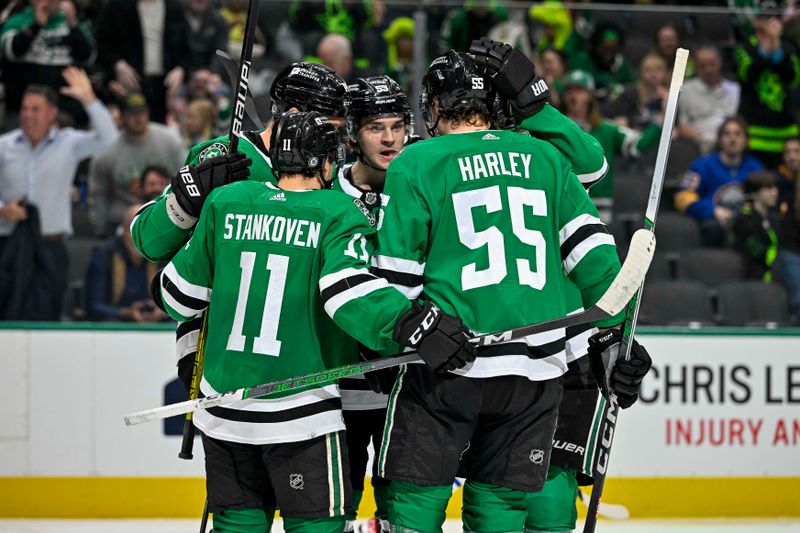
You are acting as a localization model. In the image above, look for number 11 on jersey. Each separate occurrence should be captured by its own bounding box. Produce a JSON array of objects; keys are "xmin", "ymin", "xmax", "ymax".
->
[{"xmin": 227, "ymin": 251, "xmax": 289, "ymax": 357}]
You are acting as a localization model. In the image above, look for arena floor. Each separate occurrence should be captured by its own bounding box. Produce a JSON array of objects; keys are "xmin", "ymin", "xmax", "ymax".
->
[{"xmin": 0, "ymin": 519, "xmax": 798, "ymax": 533}]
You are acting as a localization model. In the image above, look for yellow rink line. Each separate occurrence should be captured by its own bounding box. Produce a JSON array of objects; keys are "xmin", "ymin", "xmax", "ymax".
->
[{"xmin": 0, "ymin": 477, "xmax": 798, "ymax": 518}]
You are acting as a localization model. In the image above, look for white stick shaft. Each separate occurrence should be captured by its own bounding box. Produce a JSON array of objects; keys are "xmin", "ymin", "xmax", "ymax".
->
[
  {"xmin": 645, "ymin": 47, "xmax": 690, "ymax": 224},
  {"xmin": 124, "ymin": 390, "xmax": 245, "ymax": 426}
]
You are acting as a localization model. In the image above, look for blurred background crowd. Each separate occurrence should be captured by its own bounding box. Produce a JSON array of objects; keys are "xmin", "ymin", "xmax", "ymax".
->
[{"xmin": 0, "ymin": 0, "xmax": 799, "ymax": 327}]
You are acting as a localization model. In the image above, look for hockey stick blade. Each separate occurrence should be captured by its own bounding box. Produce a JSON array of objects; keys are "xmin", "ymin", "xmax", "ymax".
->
[
  {"xmin": 470, "ymin": 229, "xmax": 655, "ymax": 346},
  {"xmin": 125, "ymin": 230, "xmax": 653, "ymax": 426},
  {"xmin": 578, "ymin": 490, "xmax": 630, "ymax": 520}
]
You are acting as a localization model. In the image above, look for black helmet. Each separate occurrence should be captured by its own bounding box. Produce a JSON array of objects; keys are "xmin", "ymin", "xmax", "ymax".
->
[
  {"xmin": 345, "ymin": 75, "xmax": 413, "ymax": 140},
  {"xmin": 420, "ymin": 50, "xmax": 495, "ymax": 136},
  {"xmin": 270, "ymin": 62, "xmax": 348, "ymax": 118},
  {"xmin": 269, "ymin": 112, "xmax": 344, "ymax": 185}
]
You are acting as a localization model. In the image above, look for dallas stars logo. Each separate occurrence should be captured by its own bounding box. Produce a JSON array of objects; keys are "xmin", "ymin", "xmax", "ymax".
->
[{"xmin": 198, "ymin": 142, "xmax": 229, "ymax": 162}]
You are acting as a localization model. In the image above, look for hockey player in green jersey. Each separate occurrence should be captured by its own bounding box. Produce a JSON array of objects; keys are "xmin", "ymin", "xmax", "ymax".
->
[
  {"xmin": 334, "ymin": 75, "xmax": 414, "ymax": 531},
  {"xmin": 156, "ymin": 111, "xmax": 476, "ymax": 533},
  {"xmin": 371, "ymin": 50, "xmax": 627, "ymax": 533},
  {"xmin": 130, "ymin": 61, "xmax": 348, "ymax": 396},
  {"xmin": 469, "ymin": 38, "xmax": 653, "ymax": 533}
]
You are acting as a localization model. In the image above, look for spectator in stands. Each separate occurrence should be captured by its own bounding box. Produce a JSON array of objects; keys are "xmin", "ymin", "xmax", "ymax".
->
[
  {"xmin": 778, "ymin": 176, "xmax": 800, "ymax": 318},
  {"xmin": 561, "ymin": 69, "xmax": 661, "ymax": 222},
  {"xmin": 88, "ymin": 92, "xmax": 184, "ymax": 238},
  {"xmin": 567, "ymin": 23, "xmax": 633, "ymax": 103},
  {"xmin": 139, "ymin": 165, "xmax": 169, "ymax": 200},
  {"xmin": 0, "ymin": 70, "xmax": 117, "ymax": 320},
  {"xmin": 651, "ymin": 23, "xmax": 694, "ymax": 78},
  {"xmin": 95, "ymin": 0, "xmax": 190, "ymax": 123},
  {"xmin": 537, "ymin": 47, "xmax": 567, "ymax": 108},
  {"xmin": 777, "ymin": 137, "xmax": 800, "ymax": 207},
  {"xmin": 733, "ymin": 10, "xmax": 800, "ymax": 167},
  {"xmin": 677, "ymin": 44, "xmax": 741, "ymax": 154},
  {"xmin": 528, "ymin": 1, "xmax": 572, "ymax": 53},
  {"xmin": 317, "ymin": 33, "xmax": 353, "ymax": 81},
  {"xmin": 603, "ymin": 53, "xmax": 668, "ymax": 130},
  {"xmin": 676, "ymin": 116, "xmax": 764, "ymax": 246},
  {"xmin": 0, "ymin": 0, "xmax": 95, "ymax": 128},
  {"xmin": 183, "ymin": 0, "xmax": 228, "ymax": 73},
  {"xmin": 180, "ymin": 98, "xmax": 216, "ymax": 149},
  {"xmin": 86, "ymin": 204, "xmax": 167, "ymax": 322},
  {"xmin": 732, "ymin": 171, "xmax": 780, "ymax": 280},
  {"xmin": 439, "ymin": 0, "xmax": 508, "ymax": 54},
  {"xmin": 383, "ymin": 16, "xmax": 415, "ymax": 95}
]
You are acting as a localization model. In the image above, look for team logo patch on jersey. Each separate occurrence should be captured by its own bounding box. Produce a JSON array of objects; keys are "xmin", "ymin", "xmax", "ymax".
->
[
  {"xmin": 198, "ymin": 142, "xmax": 229, "ymax": 162},
  {"xmin": 481, "ymin": 133, "xmax": 500, "ymax": 141},
  {"xmin": 353, "ymin": 198, "xmax": 376, "ymax": 227},
  {"xmin": 289, "ymin": 473, "xmax": 304, "ymax": 490},
  {"xmin": 529, "ymin": 449, "xmax": 545, "ymax": 465}
]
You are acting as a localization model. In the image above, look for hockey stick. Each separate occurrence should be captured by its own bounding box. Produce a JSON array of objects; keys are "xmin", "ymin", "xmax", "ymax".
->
[
  {"xmin": 178, "ymin": 315, "xmax": 208, "ymax": 460},
  {"xmin": 124, "ymin": 231, "xmax": 654, "ymax": 426},
  {"xmin": 582, "ymin": 47, "xmax": 689, "ymax": 533},
  {"xmin": 577, "ymin": 489, "xmax": 629, "ymax": 520},
  {"xmin": 215, "ymin": 49, "xmax": 265, "ymax": 129},
  {"xmin": 227, "ymin": 0, "xmax": 259, "ymax": 153}
]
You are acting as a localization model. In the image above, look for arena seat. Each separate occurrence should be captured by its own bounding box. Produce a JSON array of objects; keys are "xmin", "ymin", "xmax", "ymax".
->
[{"xmin": 716, "ymin": 281, "xmax": 791, "ymax": 327}]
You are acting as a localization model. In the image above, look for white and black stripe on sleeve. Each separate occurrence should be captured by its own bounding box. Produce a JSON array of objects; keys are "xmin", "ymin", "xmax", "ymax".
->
[
  {"xmin": 559, "ymin": 214, "xmax": 616, "ymax": 275},
  {"xmin": 319, "ymin": 268, "xmax": 390, "ymax": 318},
  {"xmin": 576, "ymin": 156, "xmax": 609, "ymax": 191},
  {"xmin": 370, "ymin": 255, "xmax": 424, "ymax": 299},
  {"xmin": 161, "ymin": 263, "xmax": 211, "ymax": 319}
]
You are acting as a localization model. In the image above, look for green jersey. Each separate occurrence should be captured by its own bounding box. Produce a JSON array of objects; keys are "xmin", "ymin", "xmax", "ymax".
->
[
  {"xmin": 160, "ymin": 180, "xmax": 409, "ymax": 444},
  {"xmin": 375, "ymin": 130, "xmax": 622, "ymax": 381},
  {"xmin": 131, "ymin": 131, "xmax": 276, "ymax": 262}
]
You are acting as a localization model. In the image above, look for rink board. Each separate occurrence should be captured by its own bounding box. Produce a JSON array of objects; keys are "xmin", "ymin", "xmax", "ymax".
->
[{"xmin": 0, "ymin": 324, "xmax": 798, "ymax": 518}]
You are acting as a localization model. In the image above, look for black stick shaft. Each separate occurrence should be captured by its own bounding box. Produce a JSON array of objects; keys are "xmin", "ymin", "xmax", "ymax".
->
[
  {"xmin": 583, "ymin": 399, "xmax": 620, "ymax": 533},
  {"xmin": 228, "ymin": 0, "xmax": 259, "ymax": 153}
]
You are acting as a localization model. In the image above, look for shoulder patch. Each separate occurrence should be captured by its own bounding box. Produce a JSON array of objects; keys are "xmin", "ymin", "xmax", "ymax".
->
[
  {"xmin": 198, "ymin": 142, "xmax": 228, "ymax": 162},
  {"xmin": 353, "ymin": 198, "xmax": 377, "ymax": 227}
]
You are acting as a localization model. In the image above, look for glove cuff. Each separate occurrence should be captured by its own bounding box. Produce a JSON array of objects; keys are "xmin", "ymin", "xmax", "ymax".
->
[{"xmin": 165, "ymin": 192, "xmax": 198, "ymax": 229}]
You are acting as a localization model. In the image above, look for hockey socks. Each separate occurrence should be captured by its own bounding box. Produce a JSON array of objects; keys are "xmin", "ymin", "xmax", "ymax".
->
[
  {"xmin": 211, "ymin": 508, "xmax": 273, "ymax": 533},
  {"xmin": 283, "ymin": 516, "xmax": 347, "ymax": 533},
  {"xmin": 524, "ymin": 465, "xmax": 578, "ymax": 532},
  {"xmin": 462, "ymin": 480, "xmax": 527, "ymax": 532},
  {"xmin": 387, "ymin": 481, "xmax": 452, "ymax": 532}
]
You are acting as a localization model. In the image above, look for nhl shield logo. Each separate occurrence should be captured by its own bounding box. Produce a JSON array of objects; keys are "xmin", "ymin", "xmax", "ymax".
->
[
  {"xmin": 364, "ymin": 192, "xmax": 378, "ymax": 208},
  {"xmin": 289, "ymin": 473, "xmax": 304, "ymax": 490},
  {"xmin": 529, "ymin": 449, "xmax": 545, "ymax": 465}
]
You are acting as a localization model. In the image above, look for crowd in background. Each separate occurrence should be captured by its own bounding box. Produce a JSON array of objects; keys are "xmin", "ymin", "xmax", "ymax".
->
[{"xmin": 0, "ymin": 0, "xmax": 799, "ymax": 323}]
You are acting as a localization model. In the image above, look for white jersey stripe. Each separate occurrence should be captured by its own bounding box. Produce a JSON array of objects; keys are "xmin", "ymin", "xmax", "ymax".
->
[
  {"xmin": 559, "ymin": 214, "xmax": 604, "ymax": 245},
  {"xmin": 372, "ymin": 254, "xmax": 426, "ymax": 275},
  {"xmin": 162, "ymin": 285, "xmax": 202, "ymax": 319},
  {"xmin": 562, "ymin": 233, "xmax": 616, "ymax": 274},
  {"xmin": 164, "ymin": 263, "xmax": 211, "ymax": 302},
  {"xmin": 319, "ymin": 267, "xmax": 372, "ymax": 291},
  {"xmin": 324, "ymin": 278, "xmax": 390, "ymax": 318},
  {"xmin": 576, "ymin": 156, "xmax": 609, "ymax": 185}
]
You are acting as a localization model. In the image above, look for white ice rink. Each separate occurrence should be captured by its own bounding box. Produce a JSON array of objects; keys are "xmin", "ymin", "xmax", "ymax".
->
[{"xmin": 1, "ymin": 520, "xmax": 799, "ymax": 533}]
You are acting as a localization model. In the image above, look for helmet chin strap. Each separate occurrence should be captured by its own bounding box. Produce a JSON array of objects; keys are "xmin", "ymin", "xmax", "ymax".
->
[{"xmin": 426, "ymin": 113, "xmax": 442, "ymax": 138}]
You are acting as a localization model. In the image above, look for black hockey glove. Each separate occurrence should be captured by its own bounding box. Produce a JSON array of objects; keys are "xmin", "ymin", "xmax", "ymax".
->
[
  {"xmin": 171, "ymin": 152, "xmax": 252, "ymax": 218},
  {"xmin": 588, "ymin": 329, "xmax": 652, "ymax": 409},
  {"xmin": 393, "ymin": 301, "xmax": 476, "ymax": 373},
  {"xmin": 359, "ymin": 344, "xmax": 398, "ymax": 394},
  {"xmin": 469, "ymin": 37, "xmax": 550, "ymax": 117}
]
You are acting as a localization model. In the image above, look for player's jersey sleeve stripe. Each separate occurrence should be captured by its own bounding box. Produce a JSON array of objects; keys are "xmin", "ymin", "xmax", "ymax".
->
[
  {"xmin": 576, "ymin": 156, "xmax": 609, "ymax": 189},
  {"xmin": 323, "ymin": 277, "xmax": 390, "ymax": 318},
  {"xmin": 370, "ymin": 267, "xmax": 423, "ymax": 289},
  {"xmin": 559, "ymin": 214, "xmax": 604, "ymax": 245},
  {"xmin": 164, "ymin": 263, "xmax": 212, "ymax": 302},
  {"xmin": 560, "ymin": 223, "xmax": 611, "ymax": 262},
  {"xmin": 371, "ymin": 255, "xmax": 425, "ymax": 275},
  {"xmin": 320, "ymin": 273, "xmax": 380, "ymax": 303},
  {"xmin": 129, "ymin": 198, "xmax": 158, "ymax": 233},
  {"xmin": 319, "ymin": 268, "xmax": 371, "ymax": 291},
  {"xmin": 562, "ymin": 233, "xmax": 616, "ymax": 275}
]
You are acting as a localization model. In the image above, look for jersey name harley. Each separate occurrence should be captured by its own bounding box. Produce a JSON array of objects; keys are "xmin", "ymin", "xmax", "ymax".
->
[
  {"xmin": 457, "ymin": 151, "xmax": 533, "ymax": 182},
  {"xmin": 223, "ymin": 213, "xmax": 321, "ymax": 248}
]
